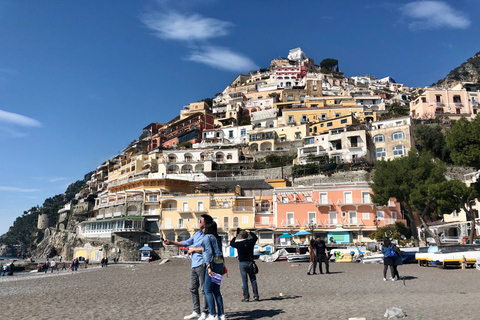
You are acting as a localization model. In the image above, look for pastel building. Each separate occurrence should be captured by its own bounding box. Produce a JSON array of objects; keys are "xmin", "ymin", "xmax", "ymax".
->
[
  {"xmin": 410, "ymin": 84, "xmax": 479, "ymax": 120},
  {"xmin": 369, "ymin": 116, "xmax": 414, "ymax": 161},
  {"xmin": 273, "ymin": 182, "xmax": 404, "ymax": 244}
]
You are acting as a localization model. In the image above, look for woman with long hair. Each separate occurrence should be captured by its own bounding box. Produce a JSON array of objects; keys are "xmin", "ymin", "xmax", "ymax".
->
[
  {"xmin": 202, "ymin": 220, "xmax": 225, "ymax": 320},
  {"xmin": 306, "ymin": 239, "xmax": 318, "ymax": 275}
]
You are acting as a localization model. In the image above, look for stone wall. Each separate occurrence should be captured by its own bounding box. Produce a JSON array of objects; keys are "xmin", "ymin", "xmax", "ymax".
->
[{"xmin": 293, "ymin": 170, "xmax": 373, "ymax": 186}]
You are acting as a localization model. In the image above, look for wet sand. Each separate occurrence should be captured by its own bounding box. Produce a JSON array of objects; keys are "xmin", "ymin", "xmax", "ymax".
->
[{"xmin": 1, "ymin": 258, "xmax": 479, "ymax": 320}]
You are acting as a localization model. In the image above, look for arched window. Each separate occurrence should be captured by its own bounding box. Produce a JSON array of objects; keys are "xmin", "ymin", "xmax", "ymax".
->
[
  {"xmin": 166, "ymin": 232, "xmax": 176, "ymax": 241},
  {"xmin": 373, "ymin": 134, "xmax": 385, "ymax": 143},
  {"xmin": 178, "ymin": 231, "xmax": 190, "ymax": 242},
  {"xmin": 391, "ymin": 131, "xmax": 405, "ymax": 141},
  {"xmin": 375, "ymin": 148, "xmax": 386, "ymax": 159},
  {"xmin": 392, "ymin": 145, "xmax": 406, "ymax": 156}
]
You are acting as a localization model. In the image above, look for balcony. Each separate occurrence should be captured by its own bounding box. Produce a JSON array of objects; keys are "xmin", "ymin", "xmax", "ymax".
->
[
  {"xmin": 337, "ymin": 199, "xmax": 372, "ymax": 208},
  {"xmin": 177, "ymin": 208, "xmax": 192, "ymax": 214},
  {"xmin": 342, "ymin": 218, "xmax": 364, "ymax": 228},
  {"xmin": 162, "ymin": 224, "xmax": 187, "ymax": 230},
  {"xmin": 161, "ymin": 207, "xmax": 177, "ymax": 211},
  {"xmin": 302, "ymin": 219, "xmax": 323, "ymax": 228},
  {"xmin": 210, "ymin": 205, "xmax": 232, "ymax": 210},
  {"xmin": 315, "ymin": 199, "xmax": 334, "ymax": 208},
  {"xmin": 191, "ymin": 207, "xmax": 208, "ymax": 214},
  {"xmin": 383, "ymin": 218, "xmax": 407, "ymax": 226},
  {"xmin": 232, "ymin": 206, "xmax": 254, "ymax": 212},
  {"xmin": 281, "ymin": 219, "xmax": 300, "ymax": 228}
]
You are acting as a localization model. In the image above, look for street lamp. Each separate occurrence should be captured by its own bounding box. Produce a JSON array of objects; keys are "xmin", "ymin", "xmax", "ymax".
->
[
  {"xmin": 307, "ymin": 219, "xmax": 316, "ymax": 239},
  {"xmin": 373, "ymin": 218, "xmax": 379, "ymax": 229}
]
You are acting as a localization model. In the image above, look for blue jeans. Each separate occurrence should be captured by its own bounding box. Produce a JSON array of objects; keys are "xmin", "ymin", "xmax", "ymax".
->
[
  {"xmin": 239, "ymin": 261, "xmax": 259, "ymax": 300},
  {"xmin": 204, "ymin": 262, "xmax": 224, "ymax": 317}
]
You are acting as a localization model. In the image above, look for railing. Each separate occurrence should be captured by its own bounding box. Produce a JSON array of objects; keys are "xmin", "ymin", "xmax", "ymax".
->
[
  {"xmin": 302, "ymin": 219, "xmax": 323, "ymax": 228},
  {"xmin": 342, "ymin": 218, "xmax": 364, "ymax": 227},
  {"xmin": 142, "ymin": 211, "xmax": 159, "ymax": 216},
  {"xmin": 210, "ymin": 205, "xmax": 231, "ymax": 209},
  {"xmin": 161, "ymin": 207, "xmax": 177, "ymax": 211},
  {"xmin": 281, "ymin": 219, "xmax": 300, "ymax": 228},
  {"xmin": 323, "ymin": 219, "xmax": 338, "ymax": 228},
  {"xmin": 337, "ymin": 198, "xmax": 371, "ymax": 205},
  {"xmin": 191, "ymin": 208, "xmax": 208, "ymax": 214},
  {"xmin": 232, "ymin": 206, "xmax": 254, "ymax": 212},
  {"xmin": 315, "ymin": 199, "xmax": 333, "ymax": 206},
  {"xmin": 177, "ymin": 208, "xmax": 192, "ymax": 214},
  {"xmin": 161, "ymin": 224, "xmax": 187, "ymax": 230}
]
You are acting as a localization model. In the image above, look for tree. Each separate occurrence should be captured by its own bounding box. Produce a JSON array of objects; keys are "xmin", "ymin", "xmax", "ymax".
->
[
  {"xmin": 369, "ymin": 221, "xmax": 410, "ymax": 241},
  {"xmin": 445, "ymin": 116, "xmax": 480, "ymax": 169},
  {"xmin": 320, "ymin": 58, "xmax": 338, "ymax": 73},
  {"xmin": 414, "ymin": 124, "xmax": 451, "ymax": 163},
  {"xmin": 370, "ymin": 150, "xmax": 450, "ymax": 246}
]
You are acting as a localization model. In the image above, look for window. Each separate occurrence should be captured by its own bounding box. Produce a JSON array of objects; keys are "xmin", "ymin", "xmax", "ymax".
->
[
  {"xmin": 229, "ymin": 130, "xmax": 234, "ymax": 138},
  {"xmin": 362, "ymin": 192, "xmax": 370, "ymax": 204},
  {"xmin": 308, "ymin": 212, "xmax": 316, "ymax": 224},
  {"xmin": 197, "ymin": 202, "xmax": 204, "ymax": 212},
  {"xmin": 392, "ymin": 211, "xmax": 397, "ymax": 220},
  {"xmin": 288, "ymin": 115, "xmax": 294, "ymax": 123},
  {"xmin": 305, "ymin": 137, "xmax": 314, "ymax": 145},
  {"xmin": 281, "ymin": 196, "xmax": 288, "ymax": 203},
  {"xmin": 232, "ymin": 217, "xmax": 239, "ymax": 228},
  {"xmin": 178, "ymin": 218, "xmax": 184, "ymax": 228},
  {"xmin": 165, "ymin": 218, "xmax": 171, "ymax": 228},
  {"xmin": 321, "ymin": 114, "xmax": 327, "ymax": 120},
  {"xmin": 320, "ymin": 193, "xmax": 328, "ymax": 204},
  {"xmin": 182, "ymin": 202, "xmax": 188, "ymax": 212},
  {"xmin": 349, "ymin": 211, "xmax": 357, "ymax": 224},
  {"xmin": 436, "ymin": 95, "xmax": 441, "ymax": 103},
  {"xmin": 262, "ymin": 217, "xmax": 269, "ymax": 225},
  {"xmin": 241, "ymin": 129, "xmax": 246, "ymax": 136},
  {"xmin": 288, "ymin": 95, "xmax": 293, "ymax": 101},
  {"xmin": 313, "ymin": 85, "xmax": 317, "ymax": 91},
  {"xmin": 327, "ymin": 122, "xmax": 333, "ymax": 127},
  {"xmin": 453, "ymin": 95, "xmax": 461, "ymax": 103},
  {"xmin": 375, "ymin": 148, "xmax": 386, "ymax": 158},
  {"xmin": 305, "ymin": 195, "xmax": 312, "ymax": 203},
  {"xmin": 344, "ymin": 192, "xmax": 352, "ymax": 204},
  {"xmin": 391, "ymin": 131, "xmax": 405, "ymax": 140},
  {"xmin": 373, "ymin": 134, "xmax": 385, "ymax": 143},
  {"xmin": 301, "ymin": 115, "xmax": 308, "ymax": 122},
  {"xmin": 392, "ymin": 145, "xmax": 406, "ymax": 156},
  {"xmin": 421, "ymin": 97, "xmax": 426, "ymax": 103},
  {"xmin": 242, "ymin": 216, "xmax": 248, "ymax": 224},
  {"xmin": 148, "ymin": 194, "xmax": 158, "ymax": 202},
  {"xmin": 222, "ymin": 201, "xmax": 229, "ymax": 208},
  {"xmin": 300, "ymin": 95, "xmax": 305, "ymax": 102},
  {"xmin": 149, "ymin": 205, "xmax": 156, "ymax": 215},
  {"xmin": 295, "ymin": 132, "xmax": 301, "ymax": 140},
  {"xmin": 250, "ymin": 134, "xmax": 256, "ymax": 141},
  {"xmin": 286, "ymin": 212, "xmax": 294, "ymax": 225},
  {"xmin": 261, "ymin": 201, "xmax": 270, "ymax": 212},
  {"xmin": 341, "ymin": 119, "xmax": 347, "ymax": 124},
  {"xmin": 329, "ymin": 212, "xmax": 337, "ymax": 224},
  {"xmin": 223, "ymin": 216, "xmax": 229, "ymax": 229},
  {"xmin": 362, "ymin": 212, "xmax": 370, "ymax": 220},
  {"xmin": 376, "ymin": 211, "xmax": 384, "ymax": 220}
]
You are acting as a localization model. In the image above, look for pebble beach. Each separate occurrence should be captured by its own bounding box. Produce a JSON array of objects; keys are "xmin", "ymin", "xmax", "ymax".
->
[{"xmin": 1, "ymin": 258, "xmax": 480, "ymax": 320}]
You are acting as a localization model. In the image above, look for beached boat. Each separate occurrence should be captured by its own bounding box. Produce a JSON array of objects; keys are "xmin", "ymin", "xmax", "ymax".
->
[
  {"xmin": 415, "ymin": 245, "xmax": 480, "ymax": 268},
  {"xmin": 286, "ymin": 254, "xmax": 310, "ymax": 262}
]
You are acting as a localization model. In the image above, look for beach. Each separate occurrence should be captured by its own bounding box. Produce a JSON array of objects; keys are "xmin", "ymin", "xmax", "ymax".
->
[{"xmin": 1, "ymin": 258, "xmax": 479, "ymax": 320}]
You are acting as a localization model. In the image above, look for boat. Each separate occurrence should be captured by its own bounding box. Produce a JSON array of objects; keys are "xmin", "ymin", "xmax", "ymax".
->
[
  {"xmin": 415, "ymin": 244, "xmax": 480, "ymax": 268},
  {"xmin": 286, "ymin": 254, "xmax": 310, "ymax": 262}
]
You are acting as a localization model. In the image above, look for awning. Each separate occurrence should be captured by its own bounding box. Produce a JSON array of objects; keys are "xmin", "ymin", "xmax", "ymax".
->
[{"xmin": 139, "ymin": 246, "xmax": 153, "ymax": 251}]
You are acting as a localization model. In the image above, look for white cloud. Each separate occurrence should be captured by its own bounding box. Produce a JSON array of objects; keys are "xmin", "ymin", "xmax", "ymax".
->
[
  {"xmin": 48, "ymin": 177, "xmax": 68, "ymax": 183},
  {"xmin": 140, "ymin": 11, "xmax": 233, "ymax": 41},
  {"xmin": 0, "ymin": 110, "xmax": 41, "ymax": 127},
  {"xmin": 0, "ymin": 186, "xmax": 38, "ymax": 192},
  {"xmin": 185, "ymin": 46, "xmax": 258, "ymax": 72},
  {"xmin": 401, "ymin": 1, "xmax": 471, "ymax": 30}
]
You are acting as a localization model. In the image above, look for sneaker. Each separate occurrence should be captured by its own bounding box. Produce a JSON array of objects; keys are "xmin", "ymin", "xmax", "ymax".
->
[
  {"xmin": 392, "ymin": 278, "xmax": 397, "ymax": 281},
  {"xmin": 218, "ymin": 315, "xmax": 226, "ymax": 320},
  {"xmin": 205, "ymin": 315, "xmax": 218, "ymax": 320},
  {"xmin": 199, "ymin": 313, "xmax": 208, "ymax": 320},
  {"xmin": 312, "ymin": 272, "xmax": 317, "ymax": 275},
  {"xmin": 184, "ymin": 312, "xmax": 201, "ymax": 320},
  {"xmin": 254, "ymin": 297, "xmax": 260, "ymax": 302},
  {"xmin": 383, "ymin": 278, "xmax": 387, "ymax": 281},
  {"xmin": 241, "ymin": 298, "xmax": 249, "ymax": 302},
  {"xmin": 307, "ymin": 272, "xmax": 311, "ymax": 275}
]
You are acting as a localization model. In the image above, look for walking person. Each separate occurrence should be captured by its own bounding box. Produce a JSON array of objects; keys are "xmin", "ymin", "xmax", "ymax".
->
[
  {"xmin": 203, "ymin": 220, "xmax": 225, "ymax": 320},
  {"xmin": 50, "ymin": 260, "xmax": 56, "ymax": 273},
  {"xmin": 164, "ymin": 214, "xmax": 213, "ymax": 320},
  {"xmin": 392, "ymin": 242, "xmax": 403, "ymax": 280},
  {"xmin": 306, "ymin": 239, "xmax": 318, "ymax": 275},
  {"xmin": 381, "ymin": 237, "xmax": 396, "ymax": 281},
  {"xmin": 230, "ymin": 228, "xmax": 259, "ymax": 302},
  {"xmin": 316, "ymin": 236, "xmax": 330, "ymax": 274}
]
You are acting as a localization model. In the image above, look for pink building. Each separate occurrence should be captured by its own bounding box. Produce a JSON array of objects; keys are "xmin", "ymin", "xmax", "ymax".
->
[
  {"xmin": 274, "ymin": 183, "xmax": 405, "ymax": 244},
  {"xmin": 410, "ymin": 85, "xmax": 479, "ymax": 120}
]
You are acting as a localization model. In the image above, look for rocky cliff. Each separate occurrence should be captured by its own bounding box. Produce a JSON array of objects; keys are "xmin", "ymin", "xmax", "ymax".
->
[{"xmin": 435, "ymin": 51, "xmax": 480, "ymax": 88}]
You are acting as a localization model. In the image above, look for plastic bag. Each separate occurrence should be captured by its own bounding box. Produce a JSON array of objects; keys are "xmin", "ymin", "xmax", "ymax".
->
[{"xmin": 384, "ymin": 307, "xmax": 405, "ymax": 319}]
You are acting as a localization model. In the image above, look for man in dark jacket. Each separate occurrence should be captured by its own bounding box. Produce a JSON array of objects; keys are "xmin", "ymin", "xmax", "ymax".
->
[
  {"xmin": 230, "ymin": 229, "xmax": 259, "ymax": 302},
  {"xmin": 316, "ymin": 236, "xmax": 330, "ymax": 274}
]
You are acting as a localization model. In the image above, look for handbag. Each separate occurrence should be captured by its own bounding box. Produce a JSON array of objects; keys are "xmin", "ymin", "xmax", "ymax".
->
[{"xmin": 252, "ymin": 260, "xmax": 259, "ymax": 274}]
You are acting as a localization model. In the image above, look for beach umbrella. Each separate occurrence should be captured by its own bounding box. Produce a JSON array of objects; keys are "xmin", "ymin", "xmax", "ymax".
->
[
  {"xmin": 294, "ymin": 230, "xmax": 311, "ymax": 236},
  {"xmin": 277, "ymin": 231, "xmax": 293, "ymax": 238}
]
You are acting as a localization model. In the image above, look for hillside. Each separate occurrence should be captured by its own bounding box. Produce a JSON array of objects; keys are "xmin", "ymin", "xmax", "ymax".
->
[{"xmin": 434, "ymin": 51, "xmax": 480, "ymax": 88}]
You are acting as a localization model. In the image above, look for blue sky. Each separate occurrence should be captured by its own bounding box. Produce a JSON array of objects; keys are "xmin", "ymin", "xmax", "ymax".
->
[{"xmin": 0, "ymin": 0, "xmax": 477, "ymax": 235}]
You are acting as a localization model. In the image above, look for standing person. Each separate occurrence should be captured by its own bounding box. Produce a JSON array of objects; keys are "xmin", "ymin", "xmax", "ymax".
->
[
  {"xmin": 164, "ymin": 214, "xmax": 213, "ymax": 320},
  {"xmin": 50, "ymin": 260, "xmax": 56, "ymax": 273},
  {"xmin": 380, "ymin": 237, "xmax": 395, "ymax": 281},
  {"xmin": 104, "ymin": 257, "xmax": 108, "ymax": 267},
  {"xmin": 101, "ymin": 257, "xmax": 105, "ymax": 268},
  {"xmin": 203, "ymin": 220, "xmax": 225, "ymax": 320},
  {"xmin": 306, "ymin": 239, "xmax": 318, "ymax": 275},
  {"xmin": 43, "ymin": 261, "xmax": 49, "ymax": 274},
  {"xmin": 230, "ymin": 229, "xmax": 259, "ymax": 302},
  {"xmin": 74, "ymin": 258, "xmax": 79, "ymax": 271},
  {"xmin": 59, "ymin": 255, "xmax": 62, "ymax": 262},
  {"xmin": 61, "ymin": 262, "xmax": 66, "ymax": 271},
  {"xmin": 316, "ymin": 236, "xmax": 330, "ymax": 274},
  {"xmin": 392, "ymin": 242, "xmax": 403, "ymax": 280}
]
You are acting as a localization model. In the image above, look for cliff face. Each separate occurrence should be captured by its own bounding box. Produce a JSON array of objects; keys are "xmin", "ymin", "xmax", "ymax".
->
[{"xmin": 435, "ymin": 51, "xmax": 480, "ymax": 88}]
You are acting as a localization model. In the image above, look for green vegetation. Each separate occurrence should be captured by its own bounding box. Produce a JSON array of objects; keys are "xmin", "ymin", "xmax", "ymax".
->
[
  {"xmin": 414, "ymin": 124, "xmax": 452, "ymax": 163},
  {"xmin": 177, "ymin": 141, "xmax": 192, "ymax": 149},
  {"xmin": 369, "ymin": 221, "xmax": 409, "ymax": 241},
  {"xmin": 446, "ymin": 116, "xmax": 480, "ymax": 169},
  {"xmin": 239, "ymin": 115, "xmax": 251, "ymax": 126},
  {"xmin": 320, "ymin": 58, "xmax": 338, "ymax": 73}
]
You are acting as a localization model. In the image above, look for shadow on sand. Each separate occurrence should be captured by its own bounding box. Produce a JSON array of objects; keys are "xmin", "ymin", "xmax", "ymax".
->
[
  {"xmin": 260, "ymin": 295, "xmax": 302, "ymax": 302},
  {"xmin": 227, "ymin": 309, "xmax": 285, "ymax": 319}
]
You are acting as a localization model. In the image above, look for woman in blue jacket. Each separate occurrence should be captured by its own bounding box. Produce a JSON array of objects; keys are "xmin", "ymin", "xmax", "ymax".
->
[
  {"xmin": 202, "ymin": 221, "xmax": 225, "ymax": 320},
  {"xmin": 380, "ymin": 237, "xmax": 395, "ymax": 281}
]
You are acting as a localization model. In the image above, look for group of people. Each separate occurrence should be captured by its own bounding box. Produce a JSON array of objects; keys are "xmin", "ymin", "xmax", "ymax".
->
[
  {"xmin": 164, "ymin": 214, "xmax": 259, "ymax": 320},
  {"xmin": 306, "ymin": 236, "xmax": 331, "ymax": 275},
  {"xmin": 0, "ymin": 262, "xmax": 14, "ymax": 276},
  {"xmin": 101, "ymin": 257, "xmax": 108, "ymax": 267}
]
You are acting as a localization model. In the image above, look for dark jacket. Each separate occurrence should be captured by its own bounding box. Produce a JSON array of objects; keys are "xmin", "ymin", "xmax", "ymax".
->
[{"xmin": 230, "ymin": 232, "xmax": 258, "ymax": 261}]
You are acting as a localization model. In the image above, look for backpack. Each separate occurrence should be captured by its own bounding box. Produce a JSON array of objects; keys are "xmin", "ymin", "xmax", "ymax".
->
[{"xmin": 388, "ymin": 246, "xmax": 398, "ymax": 258}]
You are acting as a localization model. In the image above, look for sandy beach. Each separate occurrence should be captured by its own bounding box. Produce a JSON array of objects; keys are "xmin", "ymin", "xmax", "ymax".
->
[{"xmin": 1, "ymin": 258, "xmax": 480, "ymax": 320}]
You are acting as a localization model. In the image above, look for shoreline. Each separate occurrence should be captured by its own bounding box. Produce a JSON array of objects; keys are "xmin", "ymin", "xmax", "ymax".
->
[{"xmin": 1, "ymin": 257, "xmax": 480, "ymax": 319}]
